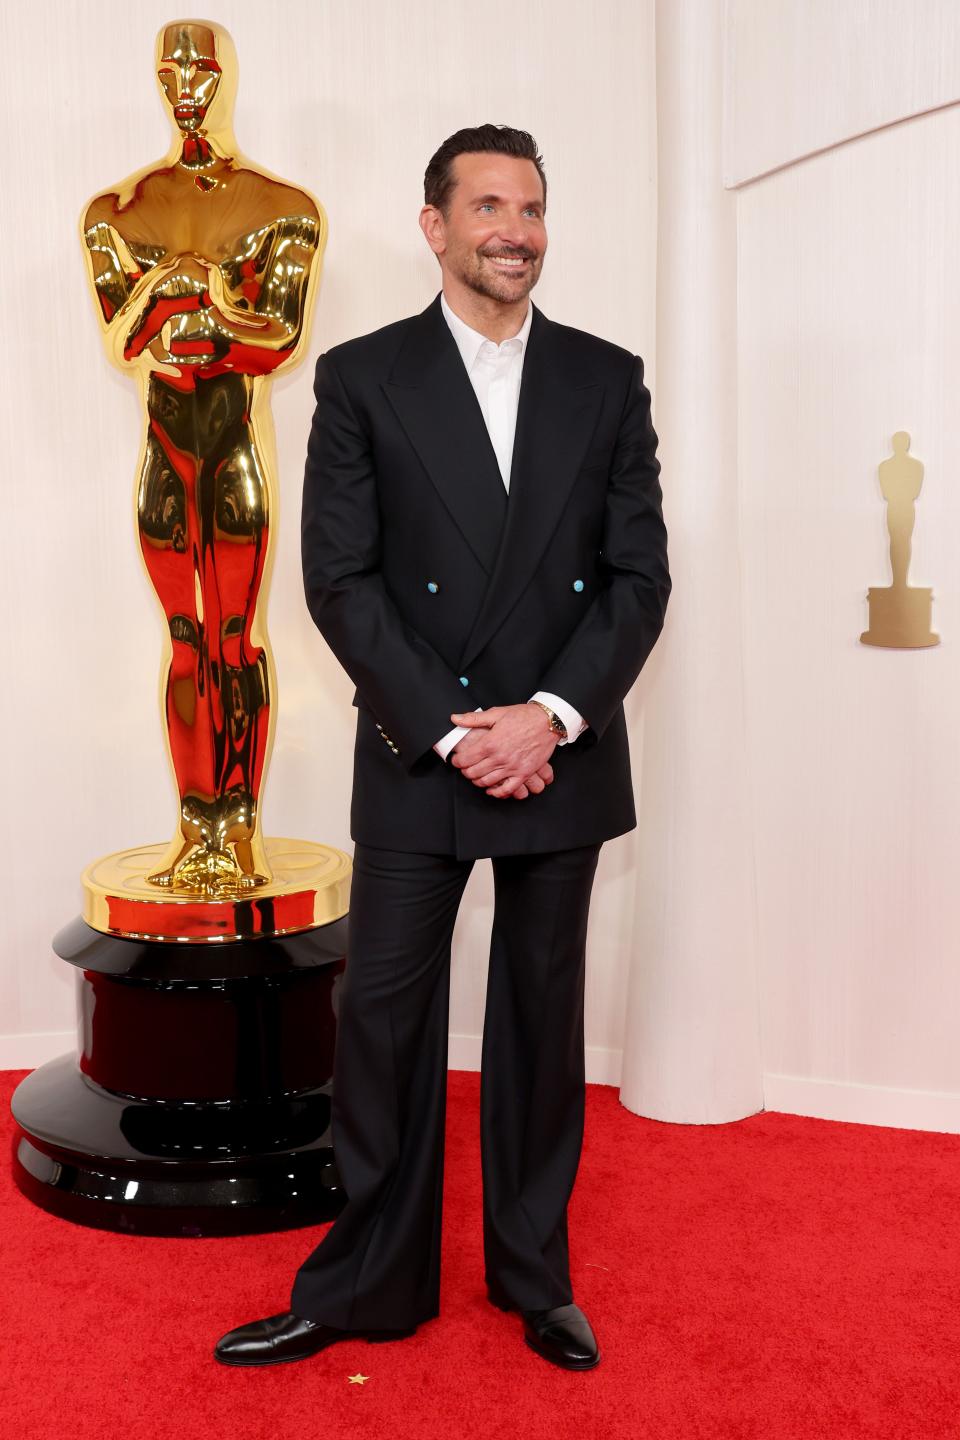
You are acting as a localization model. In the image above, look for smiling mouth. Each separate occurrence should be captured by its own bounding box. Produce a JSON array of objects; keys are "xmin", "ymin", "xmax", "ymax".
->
[{"xmin": 484, "ymin": 255, "xmax": 532, "ymax": 270}]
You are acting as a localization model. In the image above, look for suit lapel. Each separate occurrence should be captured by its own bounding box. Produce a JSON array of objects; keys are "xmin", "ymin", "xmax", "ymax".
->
[
  {"xmin": 459, "ymin": 305, "xmax": 603, "ymax": 669},
  {"xmin": 383, "ymin": 295, "xmax": 507, "ymax": 574}
]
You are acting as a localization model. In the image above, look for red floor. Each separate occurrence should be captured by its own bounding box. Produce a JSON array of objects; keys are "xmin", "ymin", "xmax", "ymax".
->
[{"xmin": 4, "ymin": 1066, "xmax": 960, "ymax": 1440}]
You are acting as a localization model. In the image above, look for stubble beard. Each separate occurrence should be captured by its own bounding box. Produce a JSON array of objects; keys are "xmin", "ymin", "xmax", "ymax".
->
[{"xmin": 456, "ymin": 249, "xmax": 542, "ymax": 306}]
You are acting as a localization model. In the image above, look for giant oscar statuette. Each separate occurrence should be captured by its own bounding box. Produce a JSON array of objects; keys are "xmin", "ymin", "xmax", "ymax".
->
[{"xmin": 11, "ymin": 20, "xmax": 352, "ymax": 1235}]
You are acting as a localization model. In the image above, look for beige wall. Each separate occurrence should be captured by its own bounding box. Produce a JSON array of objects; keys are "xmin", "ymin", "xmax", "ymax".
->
[
  {"xmin": 731, "ymin": 4, "xmax": 960, "ymax": 1128},
  {"xmin": 0, "ymin": 0, "xmax": 658, "ymax": 1075}
]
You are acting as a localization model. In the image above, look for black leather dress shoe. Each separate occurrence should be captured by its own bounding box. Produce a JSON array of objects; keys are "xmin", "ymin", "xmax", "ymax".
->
[
  {"xmin": 214, "ymin": 1311, "xmax": 415, "ymax": 1367},
  {"xmin": 489, "ymin": 1296, "xmax": 601, "ymax": 1370},
  {"xmin": 489, "ymin": 1290, "xmax": 600, "ymax": 1371},
  {"xmin": 521, "ymin": 1303, "xmax": 600, "ymax": 1370}
]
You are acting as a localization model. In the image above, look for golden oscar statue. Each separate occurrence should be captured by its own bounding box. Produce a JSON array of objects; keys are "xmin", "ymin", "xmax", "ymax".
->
[
  {"xmin": 11, "ymin": 20, "xmax": 351, "ymax": 1236},
  {"xmin": 74, "ymin": 18, "xmax": 350, "ymax": 939}
]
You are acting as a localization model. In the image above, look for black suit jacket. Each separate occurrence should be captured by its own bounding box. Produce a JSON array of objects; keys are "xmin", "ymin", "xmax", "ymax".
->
[{"xmin": 300, "ymin": 293, "xmax": 671, "ymax": 859}]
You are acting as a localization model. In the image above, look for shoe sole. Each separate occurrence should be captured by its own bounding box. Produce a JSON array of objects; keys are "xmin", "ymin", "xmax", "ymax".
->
[
  {"xmin": 523, "ymin": 1336, "xmax": 602, "ymax": 1371},
  {"xmin": 214, "ymin": 1327, "xmax": 415, "ymax": 1367},
  {"xmin": 215, "ymin": 1347, "xmax": 332, "ymax": 1367}
]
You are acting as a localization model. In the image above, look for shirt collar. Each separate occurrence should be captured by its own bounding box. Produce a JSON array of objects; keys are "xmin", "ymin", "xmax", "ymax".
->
[{"xmin": 440, "ymin": 291, "xmax": 533, "ymax": 372}]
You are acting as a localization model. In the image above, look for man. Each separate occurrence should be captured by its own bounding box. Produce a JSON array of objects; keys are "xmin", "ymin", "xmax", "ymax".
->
[{"xmin": 215, "ymin": 124, "xmax": 670, "ymax": 1372}]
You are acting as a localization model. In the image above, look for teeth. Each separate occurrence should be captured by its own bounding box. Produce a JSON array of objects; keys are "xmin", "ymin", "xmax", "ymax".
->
[{"xmin": 488, "ymin": 256, "xmax": 526, "ymax": 266}]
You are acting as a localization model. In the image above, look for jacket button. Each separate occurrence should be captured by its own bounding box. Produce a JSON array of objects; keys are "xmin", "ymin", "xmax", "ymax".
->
[
  {"xmin": 427, "ymin": 581, "xmax": 439, "ymax": 593},
  {"xmin": 459, "ymin": 676, "xmax": 469, "ymax": 686},
  {"xmin": 573, "ymin": 579, "xmax": 584, "ymax": 592}
]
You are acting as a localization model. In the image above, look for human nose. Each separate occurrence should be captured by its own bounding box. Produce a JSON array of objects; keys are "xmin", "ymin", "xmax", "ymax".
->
[{"xmin": 497, "ymin": 215, "xmax": 533, "ymax": 251}]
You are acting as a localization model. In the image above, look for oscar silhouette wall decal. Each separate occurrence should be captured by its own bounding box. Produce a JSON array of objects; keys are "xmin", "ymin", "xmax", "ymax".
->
[{"xmin": 860, "ymin": 432, "xmax": 939, "ymax": 649}]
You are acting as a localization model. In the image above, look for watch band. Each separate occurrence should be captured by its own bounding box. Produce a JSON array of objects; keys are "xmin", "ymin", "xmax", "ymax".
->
[{"xmin": 529, "ymin": 699, "xmax": 567, "ymax": 741}]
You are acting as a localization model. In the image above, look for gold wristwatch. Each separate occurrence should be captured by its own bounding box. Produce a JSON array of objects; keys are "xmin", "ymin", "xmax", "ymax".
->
[{"xmin": 529, "ymin": 700, "xmax": 567, "ymax": 741}]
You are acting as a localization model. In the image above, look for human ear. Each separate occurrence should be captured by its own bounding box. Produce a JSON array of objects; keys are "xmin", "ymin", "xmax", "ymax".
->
[{"xmin": 418, "ymin": 205, "xmax": 446, "ymax": 256}]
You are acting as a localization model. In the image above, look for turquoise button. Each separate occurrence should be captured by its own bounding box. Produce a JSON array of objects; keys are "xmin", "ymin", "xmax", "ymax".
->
[
  {"xmin": 573, "ymin": 579, "xmax": 584, "ymax": 592},
  {"xmin": 459, "ymin": 675, "xmax": 469, "ymax": 686},
  {"xmin": 427, "ymin": 581, "xmax": 439, "ymax": 593}
]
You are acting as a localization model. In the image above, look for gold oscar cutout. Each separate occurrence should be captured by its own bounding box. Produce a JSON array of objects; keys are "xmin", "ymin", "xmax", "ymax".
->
[
  {"xmin": 78, "ymin": 19, "xmax": 350, "ymax": 940},
  {"xmin": 860, "ymin": 432, "xmax": 939, "ymax": 649}
]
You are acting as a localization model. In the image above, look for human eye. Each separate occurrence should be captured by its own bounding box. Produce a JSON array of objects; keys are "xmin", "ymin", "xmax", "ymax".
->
[{"xmin": 478, "ymin": 203, "xmax": 495, "ymax": 214}]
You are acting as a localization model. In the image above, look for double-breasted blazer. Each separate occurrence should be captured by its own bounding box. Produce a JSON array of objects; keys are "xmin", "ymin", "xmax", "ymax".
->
[{"xmin": 300, "ymin": 293, "xmax": 671, "ymax": 859}]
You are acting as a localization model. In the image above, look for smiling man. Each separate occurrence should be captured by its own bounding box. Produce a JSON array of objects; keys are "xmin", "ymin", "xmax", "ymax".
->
[{"xmin": 215, "ymin": 124, "xmax": 671, "ymax": 1372}]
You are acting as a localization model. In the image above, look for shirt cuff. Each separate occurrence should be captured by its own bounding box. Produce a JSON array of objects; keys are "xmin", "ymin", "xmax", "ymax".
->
[
  {"xmin": 529, "ymin": 691, "xmax": 588, "ymax": 745},
  {"xmin": 434, "ymin": 725, "xmax": 469, "ymax": 761},
  {"xmin": 434, "ymin": 706, "xmax": 483, "ymax": 761}
]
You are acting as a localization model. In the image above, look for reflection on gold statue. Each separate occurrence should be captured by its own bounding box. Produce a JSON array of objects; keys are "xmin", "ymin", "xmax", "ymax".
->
[
  {"xmin": 81, "ymin": 20, "xmax": 325, "ymax": 899},
  {"xmin": 860, "ymin": 432, "xmax": 939, "ymax": 649}
]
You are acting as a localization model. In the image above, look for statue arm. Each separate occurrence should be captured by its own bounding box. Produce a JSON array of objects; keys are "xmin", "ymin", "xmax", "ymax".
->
[
  {"xmin": 206, "ymin": 213, "xmax": 325, "ymax": 371},
  {"xmin": 82, "ymin": 218, "xmax": 194, "ymax": 367},
  {"xmin": 82, "ymin": 219, "xmax": 145, "ymax": 324}
]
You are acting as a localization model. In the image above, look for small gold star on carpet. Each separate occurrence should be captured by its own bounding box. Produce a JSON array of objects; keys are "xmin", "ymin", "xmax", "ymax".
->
[{"xmin": 347, "ymin": 1373, "xmax": 369, "ymax": 1385}]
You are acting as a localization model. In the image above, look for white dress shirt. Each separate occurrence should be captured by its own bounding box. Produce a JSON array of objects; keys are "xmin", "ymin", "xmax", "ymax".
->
[{"xmin": 433, "ymin": 293, "xmax": 588, "ymax": 761}]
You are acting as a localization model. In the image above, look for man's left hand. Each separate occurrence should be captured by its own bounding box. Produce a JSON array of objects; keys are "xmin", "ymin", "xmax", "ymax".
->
[{"xmin": 449, "ymin": 704, "xmax": 557, "ymax": 797}]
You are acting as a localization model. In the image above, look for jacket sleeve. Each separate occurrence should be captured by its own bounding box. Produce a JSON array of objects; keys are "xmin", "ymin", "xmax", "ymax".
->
[
  {"xmin": 535, "ymin": 355, "xmax": 671, "ymax": 742},
  {"xmin": 300, "ymin": 351, "xmax": 479, "ymax": 770}
]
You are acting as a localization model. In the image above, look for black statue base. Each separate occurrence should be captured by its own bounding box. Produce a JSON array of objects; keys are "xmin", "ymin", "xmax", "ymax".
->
[{"xmin": 10, "ymin": 916, "xmax": 348, "ymax": 1236}]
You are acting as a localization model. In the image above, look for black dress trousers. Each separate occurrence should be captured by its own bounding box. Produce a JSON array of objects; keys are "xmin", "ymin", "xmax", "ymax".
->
[{"xmin": 289, "ymin": 838, "xmax": 603, "ymax": 1331}]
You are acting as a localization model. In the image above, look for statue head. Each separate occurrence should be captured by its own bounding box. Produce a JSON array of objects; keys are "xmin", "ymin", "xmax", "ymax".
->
[{"xmin": 155, "ymin": 20, "xmax": 238, "ymax": 142}]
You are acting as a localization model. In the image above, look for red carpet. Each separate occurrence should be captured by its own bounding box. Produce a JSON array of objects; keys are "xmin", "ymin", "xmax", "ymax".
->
[{"xmin": 4, "ymin": 1067, "xmax": 960, "ymax": 1440}]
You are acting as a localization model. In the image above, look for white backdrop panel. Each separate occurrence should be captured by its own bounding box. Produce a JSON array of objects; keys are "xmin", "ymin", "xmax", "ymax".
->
[{"xmin": 738, "ymin": 103, "xmax": 960, "ymax": 1107}]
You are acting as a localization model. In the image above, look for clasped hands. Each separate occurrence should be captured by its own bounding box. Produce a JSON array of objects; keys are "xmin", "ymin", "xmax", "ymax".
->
[{"xmin": 448, "ymin": 703, "xmax": 556, "ymax": 800}]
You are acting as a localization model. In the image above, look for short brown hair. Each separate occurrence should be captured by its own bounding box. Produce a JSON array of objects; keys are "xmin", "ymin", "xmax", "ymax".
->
[{"xmin": 424, "ymin": 124, "xmax": 547, "ymax": 214}]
